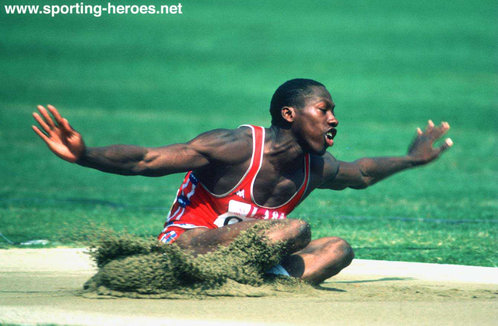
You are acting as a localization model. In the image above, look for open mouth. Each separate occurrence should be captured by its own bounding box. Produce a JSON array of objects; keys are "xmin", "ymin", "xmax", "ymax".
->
[
  {"xmin": 325, "ymin": 129, "xmax": 337, "ymax": 146},
  {"xmin": 325, "ymin": 129, "xmax": 337, "ymax": 140}
]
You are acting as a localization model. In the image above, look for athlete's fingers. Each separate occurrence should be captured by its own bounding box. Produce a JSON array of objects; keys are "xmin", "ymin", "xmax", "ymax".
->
[
  {"xmin": 437, "ymin": 138, "xmax": 453, "ymax": 155},
  {"xmin": 425, "ymin": 120, "xmax": 434, "ymax": 133},
  {"xmin": 33, "ymin": 112, "xmax": 52, "ymax": 134},
  {"xmin": 437, "ymin": 121, "xmax": 450, "ymax": 137},
  {"xmin": 37, "ymin": 105, "xmax": 56, "ymax": 129},
  {"xmin": 47, "ymin": 105, "xmax": 64, "ymax": 127},
  {"xmin": 62, "ymin": 118, "xmax": 74, "ymax": 132},
  {"xmin": 32, "ymin": 125, "xmax": 51, "ymax": 144},
  {"xmin": 429, "ymin": 121, "xmax": 450, "ymax": 141},
  {"xmin": 416, "ymin": 127, "xmax": 423, "ymax": 136}
]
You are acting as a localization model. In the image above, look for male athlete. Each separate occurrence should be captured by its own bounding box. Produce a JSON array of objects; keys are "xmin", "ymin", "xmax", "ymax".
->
[{"xmin": 32, "ymin": 79, "xmax": 452, "ymax": 284}]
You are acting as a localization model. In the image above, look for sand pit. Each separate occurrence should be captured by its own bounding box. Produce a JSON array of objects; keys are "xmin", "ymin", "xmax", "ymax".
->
[{"xmin": 1, "ymin": 248, "xmax": 497, "ymax": 326}]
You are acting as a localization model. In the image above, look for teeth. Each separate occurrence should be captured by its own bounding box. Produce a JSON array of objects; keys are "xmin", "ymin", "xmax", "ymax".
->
[{"xmin": 326, "ymin": 131, "xmax": 333, "ymax": 139}]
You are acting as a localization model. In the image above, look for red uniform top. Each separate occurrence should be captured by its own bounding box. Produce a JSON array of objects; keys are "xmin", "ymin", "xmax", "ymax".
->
[{"xmin": 158, "ymin": 125, "xmax": 310, "ymax": 242}]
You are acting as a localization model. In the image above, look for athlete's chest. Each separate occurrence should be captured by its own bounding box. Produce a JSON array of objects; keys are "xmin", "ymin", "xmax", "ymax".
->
[
  {"xmin": 196, "ymin": 125, "xmax": 311, "ymax": 208},
  {"xmin": 251, "ymin": 161, "xmax": 307, "ymax": 207}
]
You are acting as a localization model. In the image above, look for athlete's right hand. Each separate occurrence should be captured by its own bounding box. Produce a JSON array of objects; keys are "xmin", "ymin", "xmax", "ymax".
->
[{"xmin": 32, "ymin": 105, "xmax": 85, "ymax": 163}]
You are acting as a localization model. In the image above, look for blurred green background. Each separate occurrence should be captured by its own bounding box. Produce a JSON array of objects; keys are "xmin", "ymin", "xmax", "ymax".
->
[{"xmin": 1, "ymin": 0, "xmax": 496, "ymax": 266}]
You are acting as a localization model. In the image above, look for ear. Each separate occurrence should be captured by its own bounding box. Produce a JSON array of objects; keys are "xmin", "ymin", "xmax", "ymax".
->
[{"xmin": 281, "ymin": 106, "xmax": 297, "ymax": 123}]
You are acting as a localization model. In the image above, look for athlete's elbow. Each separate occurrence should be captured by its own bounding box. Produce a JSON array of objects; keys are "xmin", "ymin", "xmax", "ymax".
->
[
  {"xmin": 136, "ymin": 152, "xmax": 164, "ymax": 176},
  {"xmin": 353, "ymin": 164, "xmax": 374, "ymax": 189},
  {"xmin": 349, "ymin": 177, "xmax": 372, "ymax": 189},
  {"xmin": 349, "ymin": 184, "xmax": 368, "ymax": 190},
  {"xmin": 134, "ymin": 163, "xmax": 169, "ymax": 177}
]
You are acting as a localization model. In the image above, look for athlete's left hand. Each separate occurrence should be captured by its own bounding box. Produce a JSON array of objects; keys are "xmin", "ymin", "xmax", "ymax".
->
[{"xmin": 407, "ymin": 120, "xmax": 453, "ymax": 165}]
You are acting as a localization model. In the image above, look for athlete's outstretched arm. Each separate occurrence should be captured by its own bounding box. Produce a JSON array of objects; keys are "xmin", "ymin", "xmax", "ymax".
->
[
  {"xmin": 32, "ymin": 105, "xmax": 243, "ymax": 176},
  {"xmin": 319, "ymin": 120, "xmax": 453, "ymax": 190}
]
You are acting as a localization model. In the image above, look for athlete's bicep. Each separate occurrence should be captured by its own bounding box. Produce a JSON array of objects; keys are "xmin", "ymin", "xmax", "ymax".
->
[
  {"xmin": 142, "ymin": 143, "xmax": 210, "ymax": 175},
  {"xmin": 141, "ymin": 129, "xmax": 248, "ymax": 176}
]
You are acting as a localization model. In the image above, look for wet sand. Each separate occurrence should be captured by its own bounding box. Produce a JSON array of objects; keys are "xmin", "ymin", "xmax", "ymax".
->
[{"xmin": 1, "ymin": 248, "xmax": 497, "ymax": 325}]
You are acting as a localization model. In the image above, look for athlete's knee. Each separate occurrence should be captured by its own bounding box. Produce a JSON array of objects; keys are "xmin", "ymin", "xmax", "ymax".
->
[
  {"xmin": 285, "ymin": 219, "xmax": 311, "ymax": 248},
  {"xmin": 327, "ymin": 237, "xmax": 354, "ymax": 267},
  {"xmin": 289, "ymin": 219, "xmax": 311, "ymax": 239},
  {"xmin": 266, "ymin": 219, "xmax": 311, "ymax": 251}
]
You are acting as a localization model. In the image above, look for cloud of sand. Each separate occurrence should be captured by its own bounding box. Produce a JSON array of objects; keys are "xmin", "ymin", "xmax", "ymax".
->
[{"xmin": 82, "ymin": 224, "xmax": 317, "ymax": 298}]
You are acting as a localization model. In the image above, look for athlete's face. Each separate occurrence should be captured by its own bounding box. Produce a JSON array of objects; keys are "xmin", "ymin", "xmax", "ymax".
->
[{"xmin": 292, "ymin": 86, "xmax": 338, "ymax": 155}]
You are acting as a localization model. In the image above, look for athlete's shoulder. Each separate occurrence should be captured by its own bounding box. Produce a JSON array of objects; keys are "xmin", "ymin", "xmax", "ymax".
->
[
  {"xmin": 309, "ymin": 151, "xmax": 338, "ymax": 168},
  {"xmin": 308, "ymin": 152, "xmax": 340, "ymax": 189},
  {"xmin": 189, "ymin": 127, "xmax": 249, "ymax": 144},
  {"xmin": 188, "ymin": 127, "xmax": 253, "ymax": 164}
]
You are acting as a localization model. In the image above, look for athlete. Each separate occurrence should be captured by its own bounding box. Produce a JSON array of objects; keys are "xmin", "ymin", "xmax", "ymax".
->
[{"xmin": 32, "ymin": 79, "xmax": 452, "ymax": 284}]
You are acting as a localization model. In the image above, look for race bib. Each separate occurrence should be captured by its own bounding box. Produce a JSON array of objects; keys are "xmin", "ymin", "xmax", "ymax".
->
[{"xmin": 213, "ymin": 200, "xmax": 286, "ymax": 227}]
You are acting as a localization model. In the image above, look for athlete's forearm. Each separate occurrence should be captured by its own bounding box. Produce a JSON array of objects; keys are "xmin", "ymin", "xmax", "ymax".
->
[
  {"xmin": 355, "ymin": 155, "xmax": 415, "ymax": 187},
  {"xmin": 76, "ymin": 145, "xmax": 149, "ymax": 175}
]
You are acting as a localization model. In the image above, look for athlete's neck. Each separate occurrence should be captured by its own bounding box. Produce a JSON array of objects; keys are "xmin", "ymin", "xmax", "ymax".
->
[{"xmin": 267, "ymin": 125, "xmax": 306, "ymax": 171}]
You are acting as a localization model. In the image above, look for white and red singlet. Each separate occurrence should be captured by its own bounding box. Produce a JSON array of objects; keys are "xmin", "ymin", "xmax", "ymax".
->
[{"xmin": 158, "ymin": 125, "xmax": 310, "ymax": 244}]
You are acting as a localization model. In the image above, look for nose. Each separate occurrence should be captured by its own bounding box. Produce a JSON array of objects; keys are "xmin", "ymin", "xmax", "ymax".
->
[{"xmin": 328, "ymin": 111, "xmax": 338, "ymax": 128}]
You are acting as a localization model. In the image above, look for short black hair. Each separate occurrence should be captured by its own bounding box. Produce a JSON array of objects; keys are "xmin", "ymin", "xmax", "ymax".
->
[{"xmin": 270, "ymin": 78, "xmax": 325, "ymax": 127}]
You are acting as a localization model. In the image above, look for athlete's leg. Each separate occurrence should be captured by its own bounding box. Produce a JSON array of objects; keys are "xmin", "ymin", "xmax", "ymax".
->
[
  {"xmin": 280, "ymin": 237, "xmax": 354, "ymax": 284},
  {"xmin": 175, "ymin": 219, "xmax": 311, "ymax": 255}
]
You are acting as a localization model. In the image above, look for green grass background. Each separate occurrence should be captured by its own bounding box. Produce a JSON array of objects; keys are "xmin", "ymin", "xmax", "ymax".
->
[{"xmin": 1, "ymin": 0, "xmax": 496, "ymax": 266}]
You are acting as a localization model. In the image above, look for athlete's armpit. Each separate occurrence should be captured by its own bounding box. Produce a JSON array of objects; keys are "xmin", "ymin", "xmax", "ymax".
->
[{"xmin": 311, "ymin": 153, "xmax": 342, "ymax": 190}]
